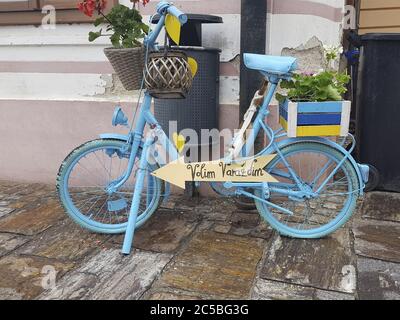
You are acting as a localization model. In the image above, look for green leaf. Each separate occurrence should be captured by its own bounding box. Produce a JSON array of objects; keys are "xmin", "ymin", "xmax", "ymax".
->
[
  {"xmin": 278, "ymin": 68, "xmax": 350, "ymax": 102},
  {"xmin": 110, "ymin": 33, "xmax": 121, "ymax": 48},
  {"xmin": 92, "ymin": 4, "xmax": 147, "ymax": 49},
  {"xmin": 141, "ymin": 23, "xmax": 149, "ymax": 34},
  {"xmin": 280, "ymin": 80, "xmax": 295, "ymax": 89},
  {"xmin": 88, "ymin": 30, "xmax": 102, "ymax": 42},
  {"xmin": 275, "ymin": 93, "xmax": 287, "ymax": 104},
  {"xmin": 326, "ymin": 85, "xmax": 342, "ymax": 101},
  {"xmin": 93, "ymin": 17, "xmax": 105, "ymax": 27}
]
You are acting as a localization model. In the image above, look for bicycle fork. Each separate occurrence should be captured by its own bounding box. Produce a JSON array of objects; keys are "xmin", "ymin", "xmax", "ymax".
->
[{"xmin": 121, "ymin": 136, "xmax": 154, "ymax": 255}]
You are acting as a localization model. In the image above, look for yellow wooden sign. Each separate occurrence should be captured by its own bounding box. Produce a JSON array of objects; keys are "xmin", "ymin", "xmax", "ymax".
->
[
  {"xmin": 151, "ymin": 155, "xmax": 278, "ymax": 189},
  {"xmin": 165, "ymin": 14, "xmax": 181, "ymax": 45}
]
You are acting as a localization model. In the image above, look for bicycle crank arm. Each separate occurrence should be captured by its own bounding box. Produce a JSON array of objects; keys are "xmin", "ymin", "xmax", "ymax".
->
[{"xmin": 236, "ymin": 189, "xmax": 294, "ymax": 216}]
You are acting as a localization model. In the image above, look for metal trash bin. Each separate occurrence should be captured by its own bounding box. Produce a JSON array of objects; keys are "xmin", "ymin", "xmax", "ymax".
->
[
  {"xmin": 152, "ymin": 14, "xmax": 223, "ymax": 147},
  {"xmin": 356, "ymin": 33, "xmax": 400, "ymax": 192}
]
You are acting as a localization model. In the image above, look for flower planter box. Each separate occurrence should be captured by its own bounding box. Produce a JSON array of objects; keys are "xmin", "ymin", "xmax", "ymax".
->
[{"xmin": 279, "ymin": 99, "xmax": 351, "ymax": 137}]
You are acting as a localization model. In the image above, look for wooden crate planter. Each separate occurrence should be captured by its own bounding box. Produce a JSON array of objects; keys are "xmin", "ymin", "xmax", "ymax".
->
[{"xmin": 279, "ymin": 100, "xmax": 351, "ymax": 137}]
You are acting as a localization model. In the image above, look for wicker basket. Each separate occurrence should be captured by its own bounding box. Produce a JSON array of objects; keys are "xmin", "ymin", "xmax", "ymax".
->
[
  {"xmin": 104, "ymin": 47, "xmax": 145, "ymax": 90},
  {"xmin": 144, "ymin": 51, "xmax": 193, "ymax": 99}
]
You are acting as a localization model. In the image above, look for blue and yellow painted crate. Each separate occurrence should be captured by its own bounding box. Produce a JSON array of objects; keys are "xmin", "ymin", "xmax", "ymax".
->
[{"xmin": 279, "ymin": 99, "xmax": 351, "ymax": 137}]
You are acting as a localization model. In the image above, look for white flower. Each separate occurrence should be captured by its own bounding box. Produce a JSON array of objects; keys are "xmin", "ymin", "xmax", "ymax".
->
[
  {"xmin": 323, "ymin": 44, "xmax": 343, "ymax": 56},
  {"xmin": 323, "ymin": 44, "xmax": 343, "ymax": 67},
  {"xmin": 314, "ymin": 68, "xmax": 325, "ymax": 76}
]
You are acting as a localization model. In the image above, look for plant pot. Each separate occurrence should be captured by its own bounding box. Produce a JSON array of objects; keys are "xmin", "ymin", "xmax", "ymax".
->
[
  {"xmin": 279, "ymin": 99, "xmax": 351, "ymax": 137},
  {"xmin": 144, "ymin": 51, "xmax": 193, "ymax": 99},
  {"xmin": 104, "ymin": 47, "xmax": 145, "ymax": 90}
]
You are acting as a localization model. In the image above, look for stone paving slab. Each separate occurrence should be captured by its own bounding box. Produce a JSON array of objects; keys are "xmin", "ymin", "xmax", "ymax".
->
[
  {"xmin": 148, "ymin": 292, "xmax": 202, "ymax": 300},
  {"xmin": 353, "ymin": 219, "xmax": 400, "ymax": 263},
  {"xmin": 357, "ymin": 257, "xmax": 400, "ymax": 300},
  {"xmin": 38, "ymin": 249, "xmax": 172, "ymax": 300},
  {"xmin": 152, "ymin": 231, "xmax": 265, "ymax": 299},
  {"xmin": 111, "ymin": 209, "xmax": 199, "ymax": 254},
  {"xmin": 173, "ymin": 197, "xmax": 237, "ymax": 222},
  {"xmin": 314, "ymin": 288, "xmax": 355, "ymax": 300},
  {"xmin": 19, "ymin": 220, "xmax": 109, "ymax": 262},
  {"xmin": 251, "ymin": 278, "xmax": 315, "ymax": 300},
  {"xmin": 6, "ymin": 187, "xmax": 57, "ymax": 210},
  {"xmin": 211, "ymin": 212, "xmax": 274, "ymax": 240},
  {"xmin": 0, "ymin": 202, "xmax": 14, "ymax": 219},
  {"xmin": 0, "ymin": 181, "xmax": 399, "ymax": 300},
  {"xmin": 260, "ymin": 229, "xmax": 356, "ymax": 293},
  {"xmin": 229, "ymin": 212, "xmax": 261, "ymax": 236},
  {"xmin": 250, "ymin": 278, "xmax": 355, "ymax": 300},
  {"xmin": 0, "ymin": 233, "xmax": 29, "ymax": 258},
  {"xmin": 2, "ymin": 183, "xmax": 54, "ymax": 199},
  {"xmin": 0, "ymin": 254, "xmax": 74, "ymax": 299},
  {"xmin": 362, "ymin": 192, "xmax": 400, "ymax": 222},
  {"xmin": 0, "ymin": 198, "xmax": 65, "ymax": 236}
]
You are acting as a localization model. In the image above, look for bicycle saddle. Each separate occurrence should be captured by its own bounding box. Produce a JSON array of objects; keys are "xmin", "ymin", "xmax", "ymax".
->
[{"xmin": 244, "ymin": 53, "xmax": 297, "ymax": 76}]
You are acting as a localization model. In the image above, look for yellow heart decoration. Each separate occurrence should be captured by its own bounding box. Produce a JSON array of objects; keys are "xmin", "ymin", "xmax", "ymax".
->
[
  {"xmin": 172, "ymin": 132, "xmax": 186, "ymax": 153},
  {"xmin": 187, "ymin": 57, "xmax": 198, "ymax": 77},
  {"xmin": 165, "ymin": 14, "xmax": 181, "ymax": 45}
]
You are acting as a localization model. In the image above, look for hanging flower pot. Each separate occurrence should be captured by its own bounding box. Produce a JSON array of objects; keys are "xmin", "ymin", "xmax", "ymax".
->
[
  {"xmin": 78, "ymin": 0, "xmax": 151, "ymax": 90},
  {"xmin": 104, "ymin": 47, "xmax": 145, "ymax": 90}
]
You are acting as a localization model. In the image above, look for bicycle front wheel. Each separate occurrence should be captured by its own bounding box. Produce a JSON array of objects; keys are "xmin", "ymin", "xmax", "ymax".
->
[
  {"xmin": 57, "ymin": 139, "xmax": 162, "ymax": 234},
  {"xmin": 255, "ymin": 142, "xmax": 359, "ymax": 238}
]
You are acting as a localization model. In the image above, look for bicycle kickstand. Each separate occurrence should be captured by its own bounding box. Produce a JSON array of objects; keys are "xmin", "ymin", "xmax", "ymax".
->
[{"xmin": 121, "ymin": 137, "xmax": 154, "ymax": 255}]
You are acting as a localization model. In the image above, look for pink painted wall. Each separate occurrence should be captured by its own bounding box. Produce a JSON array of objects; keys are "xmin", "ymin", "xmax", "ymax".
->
[
  {"xmin": 0, "ymin": 100, "xmax": 256, "ymax": 186},
  {"xmin": 0, "ymin": 100, "xmax": 130, "ymax": 183},
  {"xmin": 0, "ymin": 99, "xmax": 281, "ymax": 180}
]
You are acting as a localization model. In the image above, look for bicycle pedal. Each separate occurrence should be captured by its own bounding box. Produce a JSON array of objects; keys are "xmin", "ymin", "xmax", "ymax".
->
[{"xmin": 108, "ymin": 198, "xmax": 128, "ymax": 212}]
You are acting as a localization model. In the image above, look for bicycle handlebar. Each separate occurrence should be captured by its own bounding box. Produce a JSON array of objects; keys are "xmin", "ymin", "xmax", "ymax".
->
[
  {"xmin": 156, "ymin": 1, "xmax": 187, "ymax": 25},
  {"xmin": 167, "ymin": 6, "xmax": 188, "ymax": 25},
  {"xmin": 145, "ymin": 2, "xmax": 187, "ymax": 49}
]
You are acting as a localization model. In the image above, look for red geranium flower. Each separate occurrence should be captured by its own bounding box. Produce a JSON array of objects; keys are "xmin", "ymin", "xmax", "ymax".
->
[
  {"xmin": 77, "ymin": 0, "xmax": 107, "ymax": 17},
  {"xmin": 77, "ymin": 0, "xmax": 95, "ymax": 17},
  {"xmin": 132, "ymin": 0, "xmax": 150, "ymax": 7}
]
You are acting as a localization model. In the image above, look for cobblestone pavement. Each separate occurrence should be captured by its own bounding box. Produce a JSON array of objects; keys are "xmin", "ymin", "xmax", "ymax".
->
[{"xmin": 0, "ymin": 180, "xmax": 399, "ymax": 300}]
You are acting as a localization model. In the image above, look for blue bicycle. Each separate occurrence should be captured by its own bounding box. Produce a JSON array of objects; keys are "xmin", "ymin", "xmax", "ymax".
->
[{"xmin": 56, "ymin": 2, "xmax": 369, "ymax": 254}]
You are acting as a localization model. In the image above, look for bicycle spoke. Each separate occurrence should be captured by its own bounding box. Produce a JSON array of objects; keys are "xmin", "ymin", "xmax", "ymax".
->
[
  {"xmin": 76, "ymin": 161, "xmax": 104, "ymax": 188},
  {"xmin": 93, "ymin": 151, "xmax": 110, "ymax": 185}
]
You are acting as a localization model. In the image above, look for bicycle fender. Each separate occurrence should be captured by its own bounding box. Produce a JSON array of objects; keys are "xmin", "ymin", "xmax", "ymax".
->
[
  {"xmin": 269, "ymin": 137, "xmax": 365, "ymax": 195},
  {"xmin": 99, "ymin": 133, "xmax": 130, "ymax": 142}
]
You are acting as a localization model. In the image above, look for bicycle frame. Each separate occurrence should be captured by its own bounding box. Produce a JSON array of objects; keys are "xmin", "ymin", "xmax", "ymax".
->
[{"xmin": 111, "ymin": 79, "xmax": 352, "ymax": 200}]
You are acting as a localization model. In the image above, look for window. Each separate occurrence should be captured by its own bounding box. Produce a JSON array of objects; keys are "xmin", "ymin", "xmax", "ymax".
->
[
  {"xmin": 0, "ymin": 0, "xmax": 38, "ymax": 12},
  {"xmin": 0, "ymin": 0, "xmax": 118, "ymax": 26}
]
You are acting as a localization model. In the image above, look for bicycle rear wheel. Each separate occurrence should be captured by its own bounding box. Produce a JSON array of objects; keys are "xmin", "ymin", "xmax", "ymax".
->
[
  {"xmin": 57, "ymin": 139, "xmax": 162, "ymax": 234},
  {"xmin": 255, "ymin": 142, "xmax": 359, "ymax": 238}
]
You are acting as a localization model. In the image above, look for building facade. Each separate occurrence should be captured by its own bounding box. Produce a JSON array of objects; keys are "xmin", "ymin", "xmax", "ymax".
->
[{"xmin": 0, "ymin": 0, "xmax": 345, "ymax": 183}]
